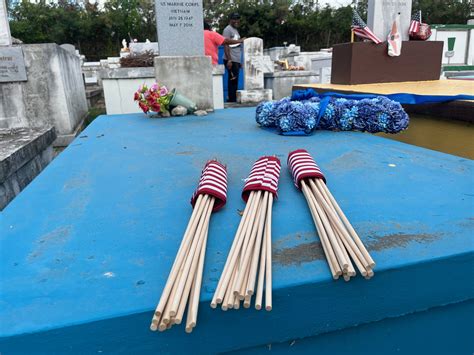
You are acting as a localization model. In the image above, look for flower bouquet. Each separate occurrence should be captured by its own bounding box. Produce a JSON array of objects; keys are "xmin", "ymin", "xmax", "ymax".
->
[{"xmin": 134, "ymin": 83, "xmax": 172, "ymax": 117}]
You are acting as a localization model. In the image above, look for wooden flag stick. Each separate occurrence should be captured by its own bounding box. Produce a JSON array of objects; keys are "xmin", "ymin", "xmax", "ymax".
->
[
  {"xmin": 264, "ymin": 192, "xmax": 273, "ymax": 311},
  {"xmin": 154, "ymin": 194, "xmax": 208, "ymax": 317},
  {"xmin": 213, "ymin": 191, "xmax": 258, "ymax": 305},
  {"xmin": 211, "ymin": 191, "xmax": 254, "ymax": 307},
  {"xmin": 255, "ymin": 217, "xmax": 267, "ymax": 310},
  {"xmin": 306, "ymin": 184, "xmax": 349, "ymax": 270},
  {"xmin": 174, "ymin": 212, "xmax": 211, "ymax": 324},
  {"xmin": 170, "ymin": 197, "xmax": 213, "ymax": 317},
  {"xmin": 316, "ymin": 179, "xmax": 375, "ymax": 268},
  {"xmin": 239, "ymin": 252, "xmax": 252, "ymax": 300},
  {"xmin": 218, "ymin": 191, "xmax": 261, "ymax": 303},
  {"xmin": 310, "ymin": 179, "xmax": 369, "ymax": 270},
  {"xmin": 187, "ymin": 207, "xmax": 212, "ymax": 331},
  {"xmin": 302, "ymin": 180, "xmax": 340, "ymax": 278},
  {"xmin": 222, "ymin": 261, "xmax": 238, "ymax": 310},
  {"xmin": 238, "ymin": 193, "xmax": 263, "ymax": 270},
  {"xmin": 247, "ymin": 191, "xmax": 269, "ymax": 296},
  {"xmin": 233, "ymin": 193, "xmax": 266, "ymax": 297},
  {"xmin": 232, "ymin": 201, "xmax": 262, "ymax": 300}
]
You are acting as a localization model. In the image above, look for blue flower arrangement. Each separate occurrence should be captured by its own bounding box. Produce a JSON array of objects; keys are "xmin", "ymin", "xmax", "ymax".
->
[{"xmin": 256, "ymin": 91, "xmax": 409, "ymax": 135}]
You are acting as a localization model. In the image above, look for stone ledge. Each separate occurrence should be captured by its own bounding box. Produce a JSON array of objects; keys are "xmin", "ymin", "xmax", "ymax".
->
[
  {"xmin": 237, "ymin": 89, "xmax": 272, "ymax": 104},
  {"xmin": 100, "ymin": 67, "xmax": 155, "ymax": 80},
  {"xmin": 264, "ymin": 70, "xmax": 318, "ymax": 78},
  {"xmin": 0, "ymin": 127, "xmax": 56, "ymax": 183}
]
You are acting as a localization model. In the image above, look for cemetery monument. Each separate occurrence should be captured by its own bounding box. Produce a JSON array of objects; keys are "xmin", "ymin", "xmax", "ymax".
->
[{"xmin": 154, "ymin": 0, "xmax": 213, "ymax": 110}]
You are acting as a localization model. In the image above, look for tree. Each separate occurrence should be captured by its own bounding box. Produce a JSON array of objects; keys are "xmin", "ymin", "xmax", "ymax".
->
[{"xmin": 8, "ymin": 0, "xmax": 473, "ymax": 61}]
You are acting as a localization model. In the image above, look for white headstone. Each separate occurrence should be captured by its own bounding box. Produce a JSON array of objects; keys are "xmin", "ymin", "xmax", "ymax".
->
[
  {"xmin": 367, "ymin": 0, "xmax": 412, "ymax": 41},
  {"xmin": 154, "ymin": 0, "xmax": 204, "ymax": 56},
  {"xmin": 242, "ymin": 38, "xmax": 266, "ymax": 90},
  {"xmin": 0, "ymin": 0, "xmax": 12, "ymax": 46}
]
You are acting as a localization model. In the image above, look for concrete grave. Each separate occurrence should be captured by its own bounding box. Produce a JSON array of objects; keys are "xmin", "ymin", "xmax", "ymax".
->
[
  {"xmin": 0, "ymin": 44, "xmax": 88, "ymax": 145},
  {"xmin": 0, "ymin": 46, "xmax": 27, "ymax": 82},
  {"xmin": 367, "ymin": 0, "xmax": 412, "ymax": 41},
  {"xmin": 155, "ymin": 0, "xmax": 204, "ymax": 56},
  {"xmin": 0, "ymin": 0, "xmax": 11, "ymax": 46}
]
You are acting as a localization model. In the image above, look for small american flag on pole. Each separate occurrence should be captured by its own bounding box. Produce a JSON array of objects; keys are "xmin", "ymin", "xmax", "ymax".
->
[
  {"xmin": 409, "ymin": 10, "xmax": 422, "ymax": 35},
  {"xmin": 352, "ymin": 8, "xmax": 382, "ymax": 44}
]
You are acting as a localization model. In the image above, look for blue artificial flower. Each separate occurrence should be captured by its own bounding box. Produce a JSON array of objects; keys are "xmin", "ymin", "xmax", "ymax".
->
[
  {"xmin": 255, "ymin": 95, "xmax": 409, "ymax": 134},
  {"xmin": 256, "ymin": 101, "xmax": 277, "ymax": 127}
]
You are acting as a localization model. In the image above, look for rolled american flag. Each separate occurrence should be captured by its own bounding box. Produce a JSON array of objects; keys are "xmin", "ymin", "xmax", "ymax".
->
[{"xmin": 191, "ymin": 160, "xmax": 228, "ymax": 212}]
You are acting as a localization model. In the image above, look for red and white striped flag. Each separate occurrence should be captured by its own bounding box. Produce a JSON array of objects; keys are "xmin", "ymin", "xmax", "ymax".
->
[
  {"xmin": 409, "ymin": 10, "xmax": 421, "ymax": 35},
  {"xmin": 352, "ymin": 8, "xmax": 382, "ymax": 44},
  {"xmin": 191, "ymin": 160, "xmax": 228, "ymax": 212},
  {"xmin": 242, "ymin": 156, "xmax": 281, "ymax": 201},
  {"xmin": 288, "ymin": 149, "xmax": 326, "ymax": 189}
]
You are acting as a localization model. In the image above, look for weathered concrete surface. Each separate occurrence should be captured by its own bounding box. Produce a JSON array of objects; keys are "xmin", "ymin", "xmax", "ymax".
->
[
  {"xmin": 0, "ymin": 44, "xmax": 88, "ymax": 144},
  {"xmin": 0, "ymin": 126, "xmax": 56, "ymax": 209},
  {"xmin": 154, "ymin": 55, "xmax": 213, "ymax": 110},
  {"xmin": 264, "ymin": 71, "xmax": 319, "ymax": 100}
]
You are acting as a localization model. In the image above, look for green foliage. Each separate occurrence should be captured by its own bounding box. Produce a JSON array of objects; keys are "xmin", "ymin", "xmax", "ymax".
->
[
  {"xmin": 8, "ymin": 0, "xmax": 473, "ymax": 61},
  {"xmin": 9, "ymin": 0, "xmax": 156, "ymax": 61}
]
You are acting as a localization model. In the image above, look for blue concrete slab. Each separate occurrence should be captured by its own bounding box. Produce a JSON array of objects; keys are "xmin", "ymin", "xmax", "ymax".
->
[{"xmin": 1, "ymin": 108, "xmax": 473, "ymax": 353}]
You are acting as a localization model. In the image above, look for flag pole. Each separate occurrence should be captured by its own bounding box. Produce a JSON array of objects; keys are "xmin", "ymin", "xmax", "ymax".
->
[{"xmin": 351, "ymin": 30, "xmax": 354, "ymax": 43}]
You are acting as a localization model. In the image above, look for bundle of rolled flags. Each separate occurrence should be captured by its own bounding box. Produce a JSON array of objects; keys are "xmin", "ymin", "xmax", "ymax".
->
[
  {"xmin": 151, "ymin": 160, "xmax": 227, "ymax": 333},
  {"xmin": 256, "ymin": 89, "xmax": 409, "ymax": 135},
  {"xmin": 212, "ymin": 156, "xmax": 281, "ymax": 311},
  {"xmin": 288, "ymin": 149, "xmax": 375, "ymax": 280}
]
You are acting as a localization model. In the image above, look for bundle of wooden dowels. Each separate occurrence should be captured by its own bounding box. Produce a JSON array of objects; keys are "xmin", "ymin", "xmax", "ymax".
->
[
  {"xmin": 211, "ymin": 156, "xmax": 281, "ymax": 311},
  {"xmin": 288, "ymin": 149, "xmax": 375, "ymax": 281},
  {"xmin": 151, "ymin": 160, "xmax": 228, "ymax": 333}
]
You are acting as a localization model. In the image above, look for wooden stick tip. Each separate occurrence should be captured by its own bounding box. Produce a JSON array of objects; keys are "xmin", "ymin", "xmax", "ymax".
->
[
  {"xmin": 255, "ymin": 304, "xmax": 262, "ymax": 310},
  {"xmin": 265, "ymin": 305, "xmax": 272, "ymax": 311},
  {"xmin": 150, "ymin": 324, "xmax": 158, "ymax": 331}
]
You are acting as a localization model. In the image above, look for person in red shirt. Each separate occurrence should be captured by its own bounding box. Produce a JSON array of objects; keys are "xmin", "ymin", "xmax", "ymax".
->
[{"xmin": 204, "ymin": 21, "xmax": 244, "ymax": 65}]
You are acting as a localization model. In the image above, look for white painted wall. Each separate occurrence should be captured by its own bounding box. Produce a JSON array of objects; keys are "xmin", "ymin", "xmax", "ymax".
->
[
  {"xmin": 103, "ymin": 78, "xmax": 156, "ymax": 115},
  {"xmin": 430, "ymin": 26, "xmax": 473, "ymax": 65}
]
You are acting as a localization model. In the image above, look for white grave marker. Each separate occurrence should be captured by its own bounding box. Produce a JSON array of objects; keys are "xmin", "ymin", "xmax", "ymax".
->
[
  {"xmin": 154, "ymin": 0, "xmax": 204, "ymax": 56},
  {"xmin": 367, "ymin": 0, "xmax": 412, "ymax": 41}
]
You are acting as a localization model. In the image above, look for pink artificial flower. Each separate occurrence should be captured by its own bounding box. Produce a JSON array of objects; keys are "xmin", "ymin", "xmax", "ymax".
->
[
  {"xmin": 134, "ymin": 92, "xmax": 140, "ymax": 101},
  {"xmin": 151, "ymin": 83, "xmax": 158, "ymax": 92},
  {"xmin": 159, "ymin": 86, "xmax": 169, "ymax": 96}
]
